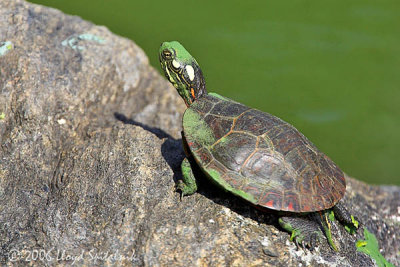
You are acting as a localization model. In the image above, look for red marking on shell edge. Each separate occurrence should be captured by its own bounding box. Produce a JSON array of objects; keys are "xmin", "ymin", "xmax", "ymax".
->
[
  {"xmin": 287, "ymin": 202, "xmax": 294, "ymax": 211},
  {"xmin": 302, "ymin": 205, "xmax": 311, "ymax": 212},
  {"xmin": 265, "ymin": 200, "xmax": 274, "ymax": 208}
]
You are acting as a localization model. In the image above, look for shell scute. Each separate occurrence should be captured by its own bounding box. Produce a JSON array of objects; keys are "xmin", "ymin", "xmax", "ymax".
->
[
  {"xmin": 207, "ymin": 159, "xmax": 227, "ymax": 176},
  {"xmin": 285, "ymin": 148, "xmax": 306, "ymax": 172},
  {"xmin": 257, "ymin": 136, "xmax": 274, "ymax": 150},
  {"xmin": 211, "ymin": 132, "xmax": 257, "ymax": 172},
  {"xmin": 191, "ymin": 99, "xmax": 213, "ymax": 115},
  {"xmin": 272, "ymin": 129, "xmax": 306, "ymax": 156},
  {"xmin": 204, "ymin": 115, "xmax": 233, "ymax": 140},
  {"xmin": 234, "ymin": 109, "xmax": 282, "ymax": 136},
  {"xmin": 224, "ymin": 171, "xmax": 246, "ymax": 188},
  {"xmin": 311, "ymin": 195, "xmax": 328, "ymax": 211},
  {"xmin": 240, "ymin": 181, "xmax": 264, "ymax": 203},
  {"xmin": 210, "ymin": 101, "xmax": 250, "ymax": 117},
  {"xmin": 196, "ymin": 147, "xmax": 213, "ymax": 166},
  {"xmin": 297, "ymin": 174, "xmax": 314, "ymax": 195},
  {"xmin": 240, "ymin": 149, "xmax": 276, "ymax": 179}
]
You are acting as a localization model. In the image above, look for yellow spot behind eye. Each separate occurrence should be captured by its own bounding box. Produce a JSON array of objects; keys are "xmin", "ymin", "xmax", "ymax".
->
[
  {"xmin": 186, "ymin": 65, "xmax": 195, "ymax": 81},
  {"xmin": 172, "ymin": 60, "xmax": 180, "ymax": 69}
]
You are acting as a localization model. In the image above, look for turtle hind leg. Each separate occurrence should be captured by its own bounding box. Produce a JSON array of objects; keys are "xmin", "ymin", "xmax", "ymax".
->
[
  {"xmin": 177, "ymin": 157, "xmax": 198, "ymax": 197},
  {"xmin": 333, "ymin": 202, "xmax": 353, "ymax": 224},
  {"xmin": 279, "ymin": 216, "xmax": 322, "ymax": 250},
  {"xmin": 333, "ymin": 201, "xmax": 360, "ymax": 233}
]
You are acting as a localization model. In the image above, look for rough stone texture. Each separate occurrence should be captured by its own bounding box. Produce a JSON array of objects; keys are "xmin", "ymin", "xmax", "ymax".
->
[{"xmin": 0, "ymin": 1, "xmax": 399, "ymax": 266}]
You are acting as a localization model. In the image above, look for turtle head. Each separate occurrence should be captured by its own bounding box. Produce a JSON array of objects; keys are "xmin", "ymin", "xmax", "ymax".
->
[{"xmin": 159, "ymin": 41, "xmax": 207, "ymax": 106}]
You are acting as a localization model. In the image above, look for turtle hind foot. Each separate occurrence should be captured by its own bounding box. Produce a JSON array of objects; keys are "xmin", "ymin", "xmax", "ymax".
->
[
  {"xmin": 279, "ymin": 216, "xmax": 322, "ymax": 250},
  {"xmin": 333, "ymin": 201, "xmax": 360, "ymax": 234}
]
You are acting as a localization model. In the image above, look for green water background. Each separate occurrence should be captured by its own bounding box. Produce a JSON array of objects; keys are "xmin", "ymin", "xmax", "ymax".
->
[{"xmin": 28, "ymin": 0, "xmax": 400, "ymax": 185}]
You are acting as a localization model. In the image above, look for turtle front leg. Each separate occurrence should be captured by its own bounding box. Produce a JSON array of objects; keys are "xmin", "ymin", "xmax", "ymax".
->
[{"xmin": 177, "ymin": 157, "xmax": 198, "ymax": 197}]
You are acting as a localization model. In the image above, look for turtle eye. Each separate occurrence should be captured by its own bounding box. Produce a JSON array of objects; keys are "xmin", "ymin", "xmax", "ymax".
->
[{"xmin": 162, "ymin": 49, "xmax": 172, "ymax": 59}]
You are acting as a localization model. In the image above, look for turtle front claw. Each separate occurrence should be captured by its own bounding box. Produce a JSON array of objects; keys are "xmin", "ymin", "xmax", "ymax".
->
[
  {"xmin": 176, "ymin": 180, "xmax": 196, "ymax": 199},
  {"xmin": 279, "ymin": 217, "xmax": 322, "ymax": 250},
  {"xmin": 293, "ymin": 229, "xmax": 321, "ymax": 251}
]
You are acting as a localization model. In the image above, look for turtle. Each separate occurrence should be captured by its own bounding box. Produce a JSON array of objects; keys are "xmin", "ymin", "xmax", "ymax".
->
[{"xmin": 159, "ymin": 41, "xmax": 358, "ymax": 250}]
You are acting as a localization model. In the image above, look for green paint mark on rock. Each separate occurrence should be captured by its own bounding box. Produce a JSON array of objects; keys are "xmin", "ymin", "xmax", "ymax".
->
[
  {"xmin": 78, "ymin": 33, "xmax": 105, "ymax": 44},
  {"xmin": 61, "ymin": 33, "xmax": 105, "ymax": 51},
  {"xmin": 356, "ymin": 228, "xmax": 394, "ymax": 267},
  {"xmin": 0, "ymin": 41, "xmax": 13, "ymax": 56}
]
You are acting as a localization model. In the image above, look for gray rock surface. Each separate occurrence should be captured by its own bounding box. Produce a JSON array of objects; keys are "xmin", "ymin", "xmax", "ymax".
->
[{"xmin": 0, "ymin": 0, "xmax": 399, "ymax": 266}]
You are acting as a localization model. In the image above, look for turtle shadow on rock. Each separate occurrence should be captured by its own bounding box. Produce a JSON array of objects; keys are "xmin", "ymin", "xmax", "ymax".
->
[
  {"xmin": 189, "ymin": 160, "xmax": 280, "ymax": 227},
  {"xmin": 114, "ymin": 112, "xmax": 185, "ymax": 184},
  {"xmin": 114, "ymin": 113, "xmax": 279, "ymax": 228}
]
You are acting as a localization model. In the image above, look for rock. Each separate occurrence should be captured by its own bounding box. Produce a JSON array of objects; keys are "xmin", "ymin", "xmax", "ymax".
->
[{"xmin": 0, "ymin": 0, "xmax": 399, "ymax": 266}]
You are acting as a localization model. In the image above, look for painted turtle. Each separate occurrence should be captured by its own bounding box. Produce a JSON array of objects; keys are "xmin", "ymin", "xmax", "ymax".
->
[{"xmin": 159, "ymin": 41, "xmax": 358, "ymax": 250}]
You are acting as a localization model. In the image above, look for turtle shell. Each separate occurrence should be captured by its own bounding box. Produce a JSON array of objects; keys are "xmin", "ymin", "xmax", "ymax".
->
[{"xmin": 182, "ymin": 93, "xmax": 346, "ymax": 212}]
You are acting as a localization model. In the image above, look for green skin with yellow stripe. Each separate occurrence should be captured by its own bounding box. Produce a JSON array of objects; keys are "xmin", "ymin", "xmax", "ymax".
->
[{"xmin": 159, "ymin": 41, "xmax": 358, "ymax": 250}]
